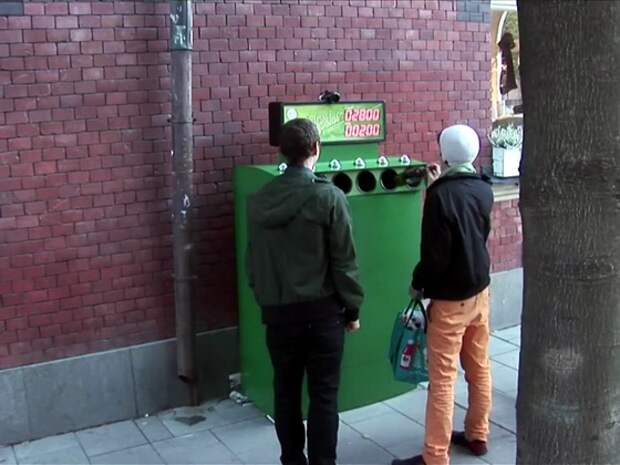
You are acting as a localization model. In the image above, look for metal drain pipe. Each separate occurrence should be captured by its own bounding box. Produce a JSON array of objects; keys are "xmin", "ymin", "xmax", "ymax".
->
[{"xmin": 169, "ymin": 0, "xmax": 197, "ymax": 405}]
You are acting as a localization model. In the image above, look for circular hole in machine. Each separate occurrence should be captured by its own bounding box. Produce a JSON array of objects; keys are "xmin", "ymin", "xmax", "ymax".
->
[
  {"xmin": 332, "ymin": 173, "xmax": 353, "ymax": 194},
  {"xmin": 356, "ymin": 170, "xmax": 377, "ymax": 193},
  {"xmin": 380, "ymin": 169, "xmax": 399, "ymax": 190}
]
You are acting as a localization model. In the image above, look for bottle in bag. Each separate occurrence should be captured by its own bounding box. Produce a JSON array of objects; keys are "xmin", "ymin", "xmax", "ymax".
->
[{"xmin": 400, "ymin": 339, "xmax": 415, "ymax": 368}]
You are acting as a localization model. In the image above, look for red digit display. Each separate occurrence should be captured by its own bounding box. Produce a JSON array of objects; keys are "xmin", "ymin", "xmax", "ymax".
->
[
  {"xmin": 344, "ymin": 107, "xmax": 381, "ymax": 122},
  {"xmin": 345, "ymin": 123, "xmax": 382, "ymax": 138}
]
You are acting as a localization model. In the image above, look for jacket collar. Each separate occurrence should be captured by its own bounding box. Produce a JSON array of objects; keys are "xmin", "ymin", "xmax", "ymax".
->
[
  {"xmin": 428, "ymin": 172, "xmax": 490, "ymax": 192},
  {"xmin": 283, "ymin": 165, "xmax": 316, "ymax": 181}
]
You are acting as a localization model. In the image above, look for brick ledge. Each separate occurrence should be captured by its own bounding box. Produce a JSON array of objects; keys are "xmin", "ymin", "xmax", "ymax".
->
[{"xmin": 492, "ymin": 182, "xmax": 519, "ymax": 202}]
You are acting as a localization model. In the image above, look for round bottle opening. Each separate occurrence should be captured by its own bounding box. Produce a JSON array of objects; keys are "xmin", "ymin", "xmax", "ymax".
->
[
  {"xmin": 356, "ymin": 170, "xmax": 377, "ymax": 193},
  {"xmin": 402, "ymin": 167, "xmax": 425, "ymax": 187},
  {"xmin": 332, "ymin": 173, "xmax": 353, "ymax": 194},
  {"xmin": 380, "ymin": 169, "xmax": 399, "ymax": 190}
]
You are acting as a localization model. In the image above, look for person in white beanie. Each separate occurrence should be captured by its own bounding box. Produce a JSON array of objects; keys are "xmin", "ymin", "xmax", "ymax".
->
[{"xmin": 393, "ymin": 125, "xmax": 495, "ymax": 465}]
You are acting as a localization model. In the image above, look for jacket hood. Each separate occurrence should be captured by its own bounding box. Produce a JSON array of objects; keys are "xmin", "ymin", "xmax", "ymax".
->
[{"xmin": 248, "ymin": 167, "xmax": 320, "ymax": 228}]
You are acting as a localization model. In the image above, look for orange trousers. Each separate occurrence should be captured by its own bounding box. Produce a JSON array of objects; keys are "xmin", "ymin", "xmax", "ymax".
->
[{"xmin": 423, "ymin": 288, "xmax": 492, "ymax": 465}]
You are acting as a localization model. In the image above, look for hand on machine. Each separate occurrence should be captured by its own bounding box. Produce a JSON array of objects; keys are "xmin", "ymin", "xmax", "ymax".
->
[
  {"xmin": 346, "ymin": 319, "xmax": 361, "ymax": 333},
  {"xmin": 399, "ymin": 162, "xmax": 441, "ymax": 188},
  {"xmin": 426, "ymin": 163, "xmax": 441, "ymax": 185}
]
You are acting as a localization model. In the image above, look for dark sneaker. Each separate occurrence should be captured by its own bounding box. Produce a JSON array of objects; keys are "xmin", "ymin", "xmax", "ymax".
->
[
  {"xmin": 451, "ymin": 431, "xmax": 488, "ymax": 456},
  {"xmin": 391, "ymin": 455, "xmax": 426, "ymax": 465}
]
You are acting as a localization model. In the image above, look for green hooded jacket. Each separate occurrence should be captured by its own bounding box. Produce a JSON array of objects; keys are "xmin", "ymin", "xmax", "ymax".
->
[{"xmin": 246, "ymin": 166, "xmax": 364, "ymax": 322}]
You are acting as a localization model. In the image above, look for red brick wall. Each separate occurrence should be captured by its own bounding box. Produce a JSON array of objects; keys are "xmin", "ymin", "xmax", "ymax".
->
[
  {"xmin": 490, "ymin": 198, "xmax": 522, "ymax": 272},
  {"xmin": 0, "ymin": 0, "xmax": 521, "ymax": 369}
]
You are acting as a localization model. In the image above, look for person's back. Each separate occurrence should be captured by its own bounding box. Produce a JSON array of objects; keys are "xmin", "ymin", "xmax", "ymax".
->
[
  {"xmin": 412, "ymin": 172, "xmax": 493, "ymax": 300},
  {"xmin": 247, "ymin": 168, "xmax": 362, "ymax": 324},
  {"xmin": 245, "ymin": 118, "xmax": 363, "ymax": 465},
  {"xmin": 395, "ymin": 125, "xmax": 494, "ymax": 465}
]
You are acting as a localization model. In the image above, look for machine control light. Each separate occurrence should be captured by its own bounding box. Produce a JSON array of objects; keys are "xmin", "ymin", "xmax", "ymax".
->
[
  {"xmin": 399, "ymin": 154, "xmax": 412, "ymax": 166},
  {"xmin": 278, "ymin": 162, "xmax": 288, "ymax": 173},
  {"xmin": 377, "ymin": 156, "xmax": 389, "ymax": 167},
  {"xmin": 354, "ymin": 157, "xmax": 366, "ymax": 169}
]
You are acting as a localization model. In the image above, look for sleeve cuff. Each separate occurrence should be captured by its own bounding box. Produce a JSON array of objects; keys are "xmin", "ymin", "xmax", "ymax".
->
[{"xmin": 344, "ymin": 307, "xmax": 359, "ymax": 322}]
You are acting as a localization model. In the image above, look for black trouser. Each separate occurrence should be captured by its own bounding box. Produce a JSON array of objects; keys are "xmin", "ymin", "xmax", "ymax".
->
[{"xmin": 266, "ymin": 316, "xmax": 345, "ymax": 465}]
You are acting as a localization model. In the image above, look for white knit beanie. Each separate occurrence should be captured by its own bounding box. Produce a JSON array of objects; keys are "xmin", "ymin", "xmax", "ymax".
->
[{"xmin": 439, "ymin": 124, "xmax": 480, "ymax": 165}]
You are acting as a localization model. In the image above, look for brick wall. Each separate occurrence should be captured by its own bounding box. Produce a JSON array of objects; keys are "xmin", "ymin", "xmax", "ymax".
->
[
  {"xmin": 0, "ymin": 0, "xmax": 521, "ymax": 369},
  {"xmin": 490, "ymin": 198, "xmax": 522, "ymax": 272}
]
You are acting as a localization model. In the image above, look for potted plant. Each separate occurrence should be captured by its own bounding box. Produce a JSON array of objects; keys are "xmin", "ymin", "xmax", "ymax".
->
[{"xmin": 489, "ymin": 124, "xmax": 522, "ymax": 178}]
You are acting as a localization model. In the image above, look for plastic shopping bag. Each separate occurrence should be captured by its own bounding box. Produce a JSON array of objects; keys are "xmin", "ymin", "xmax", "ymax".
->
[{"xmin": 388, "ymin": 299, "xmax": 429, "ymax": 385}]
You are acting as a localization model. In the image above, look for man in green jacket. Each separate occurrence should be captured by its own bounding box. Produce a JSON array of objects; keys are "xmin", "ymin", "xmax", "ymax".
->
[{"xmin": 246, "ymin": 118, "xmax": 364, "ymax": 465}]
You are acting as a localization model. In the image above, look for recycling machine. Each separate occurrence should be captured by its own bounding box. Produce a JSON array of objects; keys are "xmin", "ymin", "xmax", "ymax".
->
[{"xmin": 234, "ymin": 98, "xmax": 426, "ymax": 415}]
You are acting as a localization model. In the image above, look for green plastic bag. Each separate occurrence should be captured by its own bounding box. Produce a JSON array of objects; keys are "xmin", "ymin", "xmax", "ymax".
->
[{"xmin": 388, "ymin": 299, "xmax": 429, "ymax": 385}]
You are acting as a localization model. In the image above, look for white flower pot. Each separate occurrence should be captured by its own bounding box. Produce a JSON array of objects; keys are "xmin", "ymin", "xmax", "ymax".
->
[{"xmin": 492, "ymin": 147, "xmax": 521, "ymax": 178}]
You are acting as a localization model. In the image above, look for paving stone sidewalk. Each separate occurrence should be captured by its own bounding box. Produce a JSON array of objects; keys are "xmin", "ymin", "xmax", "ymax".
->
[{"xmin": 1, "ymin": 326, "xmax": 521, "ymax": 465}]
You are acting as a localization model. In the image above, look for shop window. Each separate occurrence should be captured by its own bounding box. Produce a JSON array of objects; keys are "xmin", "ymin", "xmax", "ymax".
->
[{"xmin": 491, "ymin": 2, "xmax": 522, "ymax": 120}]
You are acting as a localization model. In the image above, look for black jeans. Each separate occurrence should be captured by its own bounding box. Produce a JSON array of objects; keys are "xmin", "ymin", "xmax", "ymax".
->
[{"xmin": 266, "ymin": 317, "xmax": 345, "ymax": 465}]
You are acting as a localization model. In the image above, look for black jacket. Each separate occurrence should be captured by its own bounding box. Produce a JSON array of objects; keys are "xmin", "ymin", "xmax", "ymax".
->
[{"xmin": 411, "ymin": 174, "xmax": 494, "ymax": 301}]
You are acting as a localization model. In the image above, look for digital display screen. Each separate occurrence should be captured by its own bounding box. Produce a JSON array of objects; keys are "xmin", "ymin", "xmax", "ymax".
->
[{"xmin": 275, "ymin": 101, "xmax": 386, "ymax": 145}]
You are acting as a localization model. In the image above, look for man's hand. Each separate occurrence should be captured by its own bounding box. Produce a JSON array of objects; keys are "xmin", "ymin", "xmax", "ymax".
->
[
  {"xmin": 346, "ymin": 319, "xmax": 360, "ymax": 333},
  {"xmin": 409, "ymin": 286, "xmax": 423, "ymax": 302},
  {"xmin": 426, "ymin": 163, "xmax": 441, "ymax": 185}
]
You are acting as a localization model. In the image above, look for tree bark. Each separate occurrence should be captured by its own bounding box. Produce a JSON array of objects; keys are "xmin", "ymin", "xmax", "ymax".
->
[{"xmin": 517, "ymin": 1, "xmax": 620, "ymax": 463}]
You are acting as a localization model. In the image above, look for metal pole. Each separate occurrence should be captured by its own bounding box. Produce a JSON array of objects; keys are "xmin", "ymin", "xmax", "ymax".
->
[{"xmin": 170, "ymin": 0, "xmax": 197, "ymax": 405}]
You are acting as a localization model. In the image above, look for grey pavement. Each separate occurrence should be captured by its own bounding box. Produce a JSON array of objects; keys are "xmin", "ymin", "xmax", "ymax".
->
[{"xmin": 4, "ymin": 327, "xmax": 520, "ymax": 465}]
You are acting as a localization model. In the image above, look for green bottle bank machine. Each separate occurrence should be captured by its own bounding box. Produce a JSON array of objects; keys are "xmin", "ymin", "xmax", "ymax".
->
[{"xmin": 234, "ymin": 98, "xmax": 426, "ymax": 415}]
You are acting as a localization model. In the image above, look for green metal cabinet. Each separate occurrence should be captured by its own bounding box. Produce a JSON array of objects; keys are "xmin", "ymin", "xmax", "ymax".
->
[{"xmin": 234, "ymin": 148, "xmax": 426, "ymax": 416}]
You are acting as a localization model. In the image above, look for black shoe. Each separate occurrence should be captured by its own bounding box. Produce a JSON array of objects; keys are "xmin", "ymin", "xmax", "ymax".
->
[
  {"xmin": 451, "ymin": 431, "xmax": 488, "ymax": 456},
  {"xmin": 391, "ymin": 454, "xmax": 426, "ymax": 465}
]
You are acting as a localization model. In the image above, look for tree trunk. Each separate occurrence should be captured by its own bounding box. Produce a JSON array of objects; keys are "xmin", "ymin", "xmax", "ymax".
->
[{"xmin": 517, "ymin": 1, "xmax": 620, "ymax": 463}]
